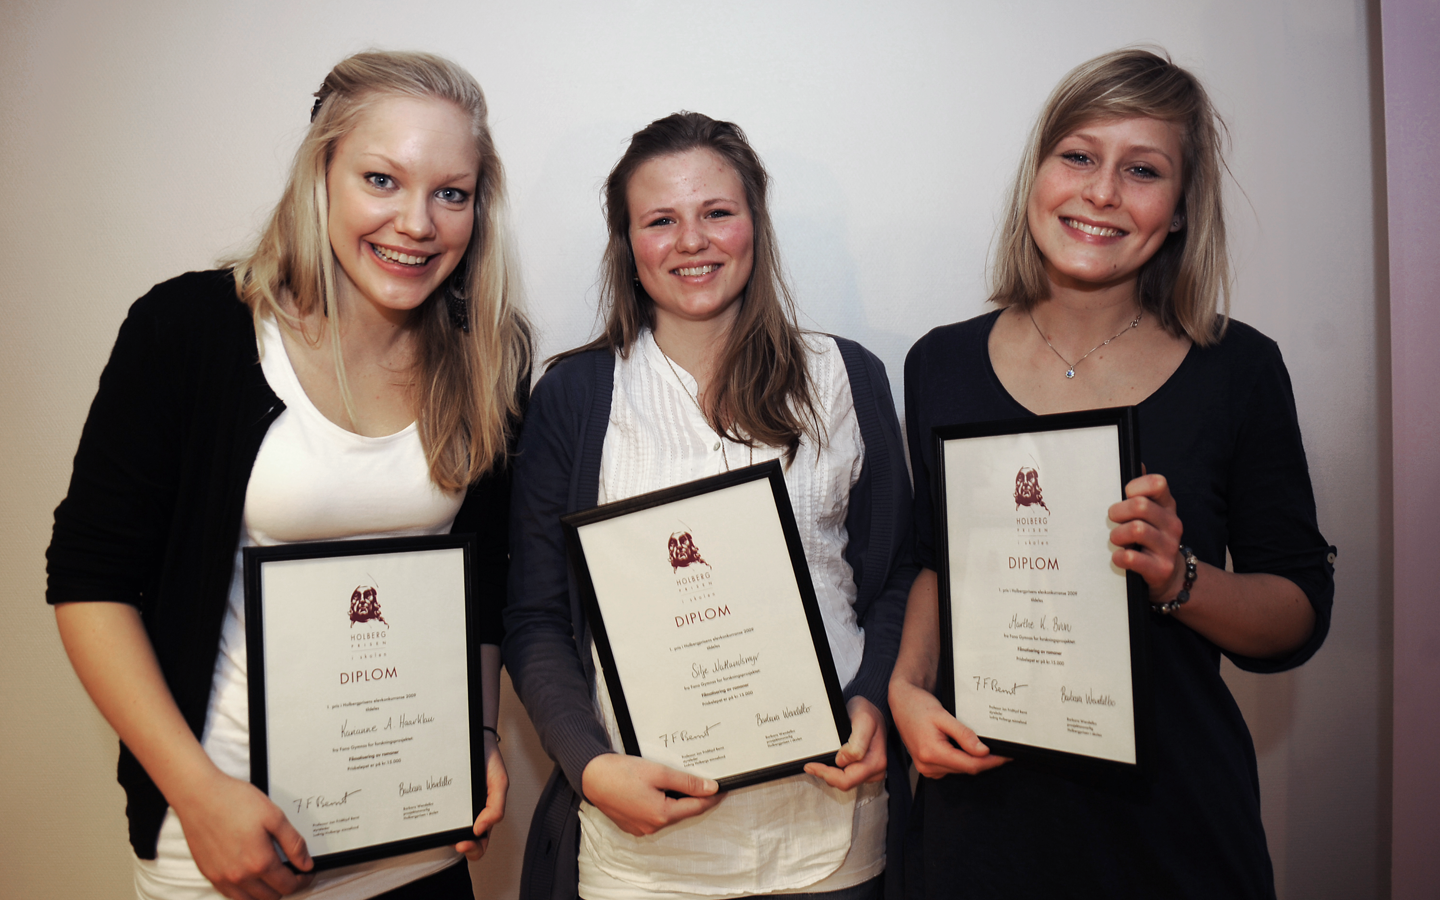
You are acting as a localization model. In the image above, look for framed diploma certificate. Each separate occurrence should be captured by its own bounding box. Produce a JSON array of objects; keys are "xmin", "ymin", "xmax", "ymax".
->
[
  {"xmin": 934, "ymin": 407, "xmax": 1150, "ymax": 771},
  {"xmin": 562, "ymin": 461, "xmax": 850, "ymax": 791},
  {"xmin": 244, "ymin": 534, "xmax": 483, "ymax": 870}
]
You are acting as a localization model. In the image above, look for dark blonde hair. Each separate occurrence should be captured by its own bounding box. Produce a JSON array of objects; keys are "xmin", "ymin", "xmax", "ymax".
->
[
  {"xmin": 990, "ymin": 47, "xmax": 1230, "ymax": 345},
  {"xmin": 230, "ymin": 50, "xmax": 530, "ymax": 491},
  {"xmin": 561, "ymin": 112, "xmax": 819, "ymax": 459}
]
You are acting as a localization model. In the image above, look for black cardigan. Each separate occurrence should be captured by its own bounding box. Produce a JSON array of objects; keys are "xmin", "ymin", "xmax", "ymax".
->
[{"xmin": 46, "ymin": 270, "xmax": 512, "ymax": 858}]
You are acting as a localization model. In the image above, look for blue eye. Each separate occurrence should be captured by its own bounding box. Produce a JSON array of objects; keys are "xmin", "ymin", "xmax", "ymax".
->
[
  {"xmin": 437, "ymin": 188, "xmax": 470, "ymax": 204},
  {"xmin": 1129, "ymin": 166, "xmax": 1160, "ymax": 180},
  {"xmin": 365, "ymin": 173, "xmax": 394, "ymax": 189},
  {"xmin": 1061, "ymin": 151, "xmax": 1092, "ymax": 165},
  {"xmin": 647, "ymin": 216, "xmax": 675, "ymax": 227}
]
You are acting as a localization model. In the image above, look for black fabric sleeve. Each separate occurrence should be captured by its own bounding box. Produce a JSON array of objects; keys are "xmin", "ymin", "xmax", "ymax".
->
[
  {"xmin": 838, "ymin": 341, "xmax": 916, "ymax": 720},
  {"xmin": 47, "ymin": 294, "xmax": 184, "ymax": 610},
  {"xmin": 451, "ymin": 375, "xmax": 531, "ymax": 648},
  {"xmin": 904, "ymin": 335, "xmax": 940, "ymax": 573},
  {"xmin": 1218, "ymin": 338, "xmax": 1335, "ymax": 673},
  {"xmin": 502, "ymin": 361, "xmax": 613, "ymax": 794}
]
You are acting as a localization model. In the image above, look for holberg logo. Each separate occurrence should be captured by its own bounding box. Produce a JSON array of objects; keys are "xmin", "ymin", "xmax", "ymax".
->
[
  {"xmin": 668, "ymin": 531, "xmax": 709, "ymax": 573},
  {"xmin": 1014, "ymin": 466, "xmax": 1050, "ymax": 514},
  {"xmin": 348, "ymin": 585, "xmax": 388, "ymax": 628}
]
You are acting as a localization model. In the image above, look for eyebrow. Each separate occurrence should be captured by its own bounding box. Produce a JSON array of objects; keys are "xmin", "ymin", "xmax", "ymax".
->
[
  {"xmin": 356, "ymin": 152, "xmax": 477, "ymax": 184},
  {"xmin": 1066, "ymin": 133, "xmax": 1178, "ymax": 167},
  {"xmin": 636, "ymin": 198, "xmax": 742, "ymax": 219}
]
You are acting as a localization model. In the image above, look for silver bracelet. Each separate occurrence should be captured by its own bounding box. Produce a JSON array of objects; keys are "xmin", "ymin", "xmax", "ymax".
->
[{"xmin": 1155, "ymin": 545, "xmax": 1198, "ymax": 615}]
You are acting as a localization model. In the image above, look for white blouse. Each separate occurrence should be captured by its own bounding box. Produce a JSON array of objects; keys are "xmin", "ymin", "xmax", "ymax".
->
[
  {"xmin": 578, "ymin": 331, "xmax": 887, "ymax": 900},
  {"xmin": 133, "ymin": 315, "xmax": 466, "ymax": 900}
]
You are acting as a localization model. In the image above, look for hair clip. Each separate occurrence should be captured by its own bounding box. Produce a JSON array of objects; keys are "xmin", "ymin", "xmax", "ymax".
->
[{"xmin": 310, "ymin": 83, "xmax": 330, "ymax": 123}]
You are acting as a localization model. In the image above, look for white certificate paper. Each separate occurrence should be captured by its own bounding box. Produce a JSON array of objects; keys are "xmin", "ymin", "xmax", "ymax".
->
[
  {"xmin": 246, "ymin": 539, "xmax": 478, "ymax": 866},
  {"xmin": 939, "ymin": 416, "xmax": 1142, "ymax": 766},
  {"xmin": 565, "ymin": 463, "xmax": 847, "ymax": 789}
]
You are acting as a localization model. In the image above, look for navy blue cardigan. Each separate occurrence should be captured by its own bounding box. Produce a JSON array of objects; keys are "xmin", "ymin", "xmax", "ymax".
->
[{"xmin": 504, "ymin": 340, "xmax": 917, "ymax": 900}]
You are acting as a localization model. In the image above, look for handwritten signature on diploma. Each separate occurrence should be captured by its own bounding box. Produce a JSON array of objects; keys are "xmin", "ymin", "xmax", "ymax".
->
[
  {"xmin": 658, "ymin": 722, "xmax": 722, "ymax": 747},
  {"xmin": 400, "ymin": 774, "xmax": 454, "ymax": 796},
  {"xmin": 293, "ymin": 789, "xmax": 362, "ymax": 815},
  {"xmin": 971, "ymin": 677, "xmax": 1028, "ymax": 695}
]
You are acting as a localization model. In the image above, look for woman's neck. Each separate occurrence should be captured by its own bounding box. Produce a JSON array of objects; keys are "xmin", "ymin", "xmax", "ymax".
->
[
  {"xmin": 651, "ymin": 309, "xmax": 737, "ymax": 398},
  {"xmin": 327, "ymin": 285, "xmax": 417, "ymax": 370},
  {"xmin": 1027, "ymin": 288, "xmax": 1143, "ymax": 361}
]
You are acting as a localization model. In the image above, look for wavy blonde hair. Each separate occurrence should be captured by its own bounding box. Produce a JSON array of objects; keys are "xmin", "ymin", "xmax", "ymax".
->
[
  {"xmin": 229, "ymin": 50, "xmax": 530, "ymax": 491},
  {"xmin": 556, "ymin": 112, "xmax": 819, "ymax": 460},
  {"xmin": 990, "ymin": 47, "xmax": 1230, "ymax": 345}
]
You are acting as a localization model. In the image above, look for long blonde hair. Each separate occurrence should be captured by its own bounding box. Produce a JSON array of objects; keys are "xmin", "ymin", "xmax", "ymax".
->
[
  {"xmin": 230, "ymin": 50, "xmax": 530, "ymax": 491},
  {"xmin": 556, "ymin": 112, "xmax": 819, "ymax": 460},
  {"xmin": 989, "ymin": 48, "xmax": 1230, "ymax": 345}
]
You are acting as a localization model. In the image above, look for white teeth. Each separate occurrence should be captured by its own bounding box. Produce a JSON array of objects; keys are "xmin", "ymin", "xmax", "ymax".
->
[
  {"xmin": 675, "ymin": 264, "xmax": 718, "ymax": 277},
  {"xmin": 1063, "ymin": 218, "xmax": 1124, "ymax": 237},
  {"xmin": 373, "ymin": 245, "xmax": 430, "ymax": 266}
]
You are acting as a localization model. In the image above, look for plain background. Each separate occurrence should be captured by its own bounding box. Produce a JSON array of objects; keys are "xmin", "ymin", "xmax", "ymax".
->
[{"xmin": 0, "ymin": 0, "xmax": 1410, "ymax": 897}]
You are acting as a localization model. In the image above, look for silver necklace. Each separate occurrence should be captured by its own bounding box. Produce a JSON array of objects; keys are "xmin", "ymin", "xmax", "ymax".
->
[
  {"xmin": 1028, "ymin": 307, "xmax": 1143, "ymax": 379},
  {"xmin": 655, "ymin": 336, "xmax": 751, "ymax": 471}
]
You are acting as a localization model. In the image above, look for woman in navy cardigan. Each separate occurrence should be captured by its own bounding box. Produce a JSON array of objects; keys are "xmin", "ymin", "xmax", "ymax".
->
[{"xmin": 505, "ymin": 112, "xmax": 916, "ymax": 900}]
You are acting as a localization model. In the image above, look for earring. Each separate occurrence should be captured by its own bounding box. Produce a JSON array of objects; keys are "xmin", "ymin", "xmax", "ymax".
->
[
  {"xmin": 1170, "ymin": 214, "xmax": 1185, "ymax": 232},
  {"xmin": 446, "ymin": 269, "xmax": 470, "ymax": 333}
]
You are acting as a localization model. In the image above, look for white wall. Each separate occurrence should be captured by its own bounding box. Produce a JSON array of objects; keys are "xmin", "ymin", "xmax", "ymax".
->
[{"xmin": 0, "ymin": 1, "xmax": 1387, "ymax": 897}]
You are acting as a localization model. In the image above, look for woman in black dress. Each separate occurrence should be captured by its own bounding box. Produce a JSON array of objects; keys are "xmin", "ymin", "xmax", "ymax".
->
[{"xmin": 890, "ymin": 48, "xmax": 1334, "ymax": 899}]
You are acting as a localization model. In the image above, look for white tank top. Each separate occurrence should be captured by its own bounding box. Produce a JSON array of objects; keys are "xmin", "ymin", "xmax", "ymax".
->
[{"xmin": 133, "ymin": 315, "xmax": 466, "ymax": 900}]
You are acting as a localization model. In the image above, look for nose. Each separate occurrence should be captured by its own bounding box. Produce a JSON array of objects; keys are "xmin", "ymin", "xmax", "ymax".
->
[
  {"xmin": 1082, "ymin": 165, "xmax": 1121, "ymax": 208},
  {"xmin": 394, "ymin": 191, "xmax": 437, "ymax": 241},
  {"xmin": 675, "ymin": 216, "xmax": 708, "ymax": 253}
]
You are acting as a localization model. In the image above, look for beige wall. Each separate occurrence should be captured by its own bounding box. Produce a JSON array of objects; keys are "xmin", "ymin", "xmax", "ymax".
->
[{"xmin": 0, "ymin": 1, "xmax": 1389, "ymax": 897}]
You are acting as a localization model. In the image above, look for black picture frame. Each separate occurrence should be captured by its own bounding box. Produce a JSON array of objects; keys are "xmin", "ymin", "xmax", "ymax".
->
[
  {"xmin": 561, "ymin": 460, "xmax": 851, "ymax": 792},
  {"xmin": 244, "ymin": 533, "xmax": 484, "ymax": 871},
  {"xmin": 933, "ymin": 406, "xmax": 1152, "ymax": 775}
]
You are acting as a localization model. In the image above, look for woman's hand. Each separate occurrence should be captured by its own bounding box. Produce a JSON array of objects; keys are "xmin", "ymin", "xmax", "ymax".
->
[
  {"xmin": 804, "ymin": 696, "xmax": 887, "ymax": 789},
  {"xmin": 169, "ymin": 770, "xmax": 313, "ymax": 900},
  {"xmin": 890, "ymin": 675, "xmax": 1008, "ymax": 779},
  {"xmin": 455, "ymin": 730, "xmax": 507, "ymax": 860},
  {"xmin": 55, "ymin": 602, "xmax": 314, "ymax": 899},
  {"xmin": 888, "ymin": 569, "xmax": 1009, "ymax": 779},
  {"xmin": 1108, "ymin": 471, "xmax": 1316, "ymax": 657},
  {"xmin": 580, "ymin": 753, "xmax": 722, "ymax": 836},
  {"xmin": 1107, "ymin": 472, "xmax": 1186, "ymax": 603}
]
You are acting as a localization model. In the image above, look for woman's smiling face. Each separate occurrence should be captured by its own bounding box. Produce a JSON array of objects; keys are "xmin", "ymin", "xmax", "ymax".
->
[
  {"xmin": 626, "ymin": 148, "xmax": 755, "ymax": 335},
  {"xmin": 1026, "ymin": 116, "xmax": 1186, "ymax": 295},
  {"xmin": 326, "ymin": 95, "xmax": 480, "ymax": 319}
]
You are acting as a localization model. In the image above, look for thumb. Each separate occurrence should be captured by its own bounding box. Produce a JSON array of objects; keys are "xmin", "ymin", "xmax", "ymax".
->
[{"xmin": 838, "ymin": 714, "xmax": 875, "ymax": 766}]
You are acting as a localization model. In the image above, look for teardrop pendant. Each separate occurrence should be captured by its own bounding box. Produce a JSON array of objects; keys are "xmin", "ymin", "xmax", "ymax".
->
[{"xmin": 1065, "ymin": 368, "xmax": 1076, "ymax": 379}]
